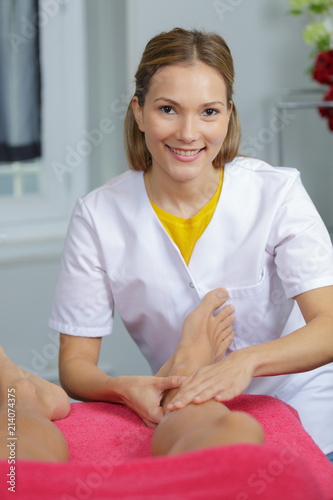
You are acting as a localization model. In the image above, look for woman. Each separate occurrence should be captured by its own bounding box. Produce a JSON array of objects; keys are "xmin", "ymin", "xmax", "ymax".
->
[{"xmin": 49, "ymin": 28, "xmax": 333, "ymax": 462}]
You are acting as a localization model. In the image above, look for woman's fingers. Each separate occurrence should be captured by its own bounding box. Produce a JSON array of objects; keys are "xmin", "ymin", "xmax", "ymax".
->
[
  {"xmin": 166, "ymin": 368, "xmax": 219, "ymax": 410},
  {"xmin": 166, "ymin": 377, "xmax": 230, "ymax": 410},
  {"xmin": 158, "ymin": 375, "xmax": 187, "ymax": 391},
  {"xmin": 214, "ymin": 388, "xmax": 239, "ymax": 402},
  {"xmin": 166, "ymin": 353, "xmax": 255, "ymax": 411},
  {"xmin": 123, "ymin": 374, "xmax": 187, "ymax": 427}
]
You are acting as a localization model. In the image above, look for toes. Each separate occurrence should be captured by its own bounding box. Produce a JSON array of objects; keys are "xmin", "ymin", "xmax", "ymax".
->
[
  {"xmin": 201, "ymin": 288, "xmax": 229, "ymax": 314},
  {"xmin": 216, "ymin": 303, "xmax": 235, "ymax": 321},
  {"xmin": 215, "ymin": 316, "xmax": 235, "ymax": 338},
  {"xmin": 216, "ymin": 326, "xmax": 234, "ymax": 345},
  {"xmin": 214, "ymin": 331, "xmax": 235, "ymax": 362}
]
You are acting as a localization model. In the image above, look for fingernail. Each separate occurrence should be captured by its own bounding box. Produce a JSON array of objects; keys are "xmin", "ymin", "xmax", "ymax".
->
[
  {"xmin": 173, "ymin": 400, "xmax": 182, "ymax": 407},
  {"xmin": 179, "ymin": 377, "xmax": 187, "ymax": 383},
  {"xmin": 217, "ymin": 290, "xmax": 228, "ymax": 299}
]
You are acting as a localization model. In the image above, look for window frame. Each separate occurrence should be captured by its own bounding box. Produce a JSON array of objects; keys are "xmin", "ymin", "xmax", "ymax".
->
[{"xmin": 0, "ymin": 0, "xmax": 88, "ymax": 264}]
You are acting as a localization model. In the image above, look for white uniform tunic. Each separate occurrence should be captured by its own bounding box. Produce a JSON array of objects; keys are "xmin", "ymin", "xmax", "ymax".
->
[{"xmin": 49, "ymin": 156, "xmax": 333, "ymax": 454}]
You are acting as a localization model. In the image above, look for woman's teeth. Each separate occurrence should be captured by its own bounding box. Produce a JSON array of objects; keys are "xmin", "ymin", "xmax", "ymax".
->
[{"xmin": 168, "ymin": 146, "xmax": 202, "ymax": 156}]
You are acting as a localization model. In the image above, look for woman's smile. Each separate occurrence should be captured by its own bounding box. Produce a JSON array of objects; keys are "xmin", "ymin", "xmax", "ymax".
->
[{"xmin": 166, "ymin": 145, "xmax": 205, "ymax": 161}]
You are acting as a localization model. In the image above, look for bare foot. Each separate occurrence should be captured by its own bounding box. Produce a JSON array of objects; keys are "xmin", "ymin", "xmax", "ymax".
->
[
  {"xmin": 173, "ymin": 288, "xmax": 235, "ymax": 367},
  {"xmin": 155, "ymin": 290, "xmax": 235, "ymax": 410},
  {"xmin": 157, "ymin": 289, "xmax": 234, "ymax": 385},
  {"xmin": 0, "ymin": 346, "xmax": 70, "ymax": 421}
]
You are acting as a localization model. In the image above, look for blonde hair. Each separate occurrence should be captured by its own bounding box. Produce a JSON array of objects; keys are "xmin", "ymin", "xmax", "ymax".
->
[{"xmin": 124, "ymin": 27, "xmax": 241, "ymax": 171}]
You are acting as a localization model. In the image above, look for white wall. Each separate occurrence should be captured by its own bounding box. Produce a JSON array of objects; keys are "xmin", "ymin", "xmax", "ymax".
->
[{"xmin": 1, "ymin": 0, "xmax": 332, "ymax": 384}]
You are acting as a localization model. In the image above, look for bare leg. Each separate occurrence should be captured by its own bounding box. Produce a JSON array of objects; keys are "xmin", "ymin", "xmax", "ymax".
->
[
  {"xmin": 152, "ymin": 290, "xmax": 264, "ymax": 456},
  {"xmin": 152, "ymin": 401, "xmax": 264, "ymax": 456},
  {"xmin": 0, "ymin": 346, "xmax": 70, "ymax": 461}
]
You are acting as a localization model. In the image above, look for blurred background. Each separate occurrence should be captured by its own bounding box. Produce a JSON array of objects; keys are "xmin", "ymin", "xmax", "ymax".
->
[{"xmin": 0, "ymin": 0, "xmax": 332, "ymax": 384}]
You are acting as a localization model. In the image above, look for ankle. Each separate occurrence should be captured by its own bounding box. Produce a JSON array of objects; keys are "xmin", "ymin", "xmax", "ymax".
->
[
  {"xmin": 167, "ymin": 359, "xmax": 190, "ymax": 376},
  {"xmin": 10, "ymin": 378, "xmax": 41, "ymax": 411},
  {"xmin": 172, "ymin": 340, "xmax": 214, "ymax": 371}
]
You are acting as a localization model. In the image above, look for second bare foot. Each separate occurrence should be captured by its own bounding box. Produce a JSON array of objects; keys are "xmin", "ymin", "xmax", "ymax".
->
[{"xmin": 0, "ymin": 346, "xmax": 70, "ymax": 421}]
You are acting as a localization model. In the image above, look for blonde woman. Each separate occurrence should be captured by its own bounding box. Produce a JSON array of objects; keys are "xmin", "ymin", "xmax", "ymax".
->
[{"xmin": 49, "ymin": 28, "xmax": 333, "ymax": 463}]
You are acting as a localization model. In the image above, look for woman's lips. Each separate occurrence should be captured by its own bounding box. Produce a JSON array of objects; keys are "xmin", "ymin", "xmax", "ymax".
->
[
  {"xmin": 166, "ymin": 145, "xmax": 205, "ymax": 161},
  {"xmin": 167, "ymin": 146, "xmax": 203, "ymax": 156}
]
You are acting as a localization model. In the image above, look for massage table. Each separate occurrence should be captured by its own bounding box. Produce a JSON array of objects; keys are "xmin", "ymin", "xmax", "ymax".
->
[{"xmin": 1, "ymin": 395, "xmax": 332, "ymax": 499}]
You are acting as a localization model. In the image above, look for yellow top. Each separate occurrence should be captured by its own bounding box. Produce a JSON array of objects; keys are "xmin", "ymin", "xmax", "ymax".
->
[{"xmin": 150, "ymin": 168, "xmax": 223, "ymax": 265}]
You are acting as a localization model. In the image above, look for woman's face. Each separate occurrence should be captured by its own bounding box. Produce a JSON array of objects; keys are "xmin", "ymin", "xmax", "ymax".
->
[{"xmin": 132, "ymin": 62, "xmax": 232, "ymax": 184}]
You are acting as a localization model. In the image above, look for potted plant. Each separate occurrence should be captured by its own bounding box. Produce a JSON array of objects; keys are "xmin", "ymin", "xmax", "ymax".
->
[{"xmin": 288, "ymin": 0, "xmax": 333, "ymax": 129}]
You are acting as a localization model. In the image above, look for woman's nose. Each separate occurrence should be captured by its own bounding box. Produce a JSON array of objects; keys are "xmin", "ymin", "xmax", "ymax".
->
[{"xmin": 176, "ymin": 116, "xmax": 200, "ymax": 143}]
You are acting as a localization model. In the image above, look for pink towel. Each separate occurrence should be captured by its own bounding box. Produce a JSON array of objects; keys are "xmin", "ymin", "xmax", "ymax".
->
[{"xmin": 0, "ymin": 395, "xmax": 332, "ymax": 499}]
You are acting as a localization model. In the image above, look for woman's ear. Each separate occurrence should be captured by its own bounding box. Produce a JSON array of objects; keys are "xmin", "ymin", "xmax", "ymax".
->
[
  {"xmin": 228, "ymin": 100, "xmax": 233, "ymax": 120},
  {"xmin": 132, "ymin": 96, "xmax": 145, "ymax": 132}
]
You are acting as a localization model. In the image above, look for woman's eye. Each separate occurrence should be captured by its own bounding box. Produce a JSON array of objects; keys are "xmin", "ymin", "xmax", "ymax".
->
[
  {"xmin": 203, "ymin": 108, "xmax": 218, "ymax": 117},
  {"xmin": 160, "ymin": 106, "xmax": 175, "ymax": 114}
]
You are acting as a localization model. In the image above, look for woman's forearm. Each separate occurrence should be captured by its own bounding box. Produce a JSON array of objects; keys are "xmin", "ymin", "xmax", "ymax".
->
[
  {"xmin": 58, "ymin": 334, "xmax": 186, "ymax": 426},
  {"xmin": 241, "ymin": 287, "xmax": 333, "ymax": 378},
  {"xmin": 247, "ymin": 313, "xmax": 333, "ymax": 378},
  {"xmin": 165, "ymin": 288, "xmax": 333, "ymax": 410},
  {"xmin": 59, "ymin": 357, "xmax": 124, "ymax": 403},
  {"xmin": 165, "ymin": 316, "xmax": 333, "ymax": 412}
]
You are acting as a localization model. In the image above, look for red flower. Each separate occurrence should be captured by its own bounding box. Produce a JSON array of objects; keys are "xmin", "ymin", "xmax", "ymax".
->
[
  {"xmin": 318, "ymin": 86, "xmax": 333, "ymax": 131},
  {"xmin": 313, "ymin": 50, "xmax": 333, "ymax": 85}
]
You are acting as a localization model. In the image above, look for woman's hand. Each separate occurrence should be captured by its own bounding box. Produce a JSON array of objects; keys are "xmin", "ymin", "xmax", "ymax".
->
[
  {"xmin": 116, "ymin": 374, "xmax": 185, "ymax": 427},
  {"xmin": 166, "ymin": 350, "xmax": 256, "ymax": 412}
]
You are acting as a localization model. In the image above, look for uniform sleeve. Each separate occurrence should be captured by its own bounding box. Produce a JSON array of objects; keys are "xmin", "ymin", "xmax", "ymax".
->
[
  {"xmin": 48, "ymin": 198, "xmax": 114, "ymax": 336},
  {"xmin": 267, "ymin": 172, "xmax": 333, "ymax": 299}
]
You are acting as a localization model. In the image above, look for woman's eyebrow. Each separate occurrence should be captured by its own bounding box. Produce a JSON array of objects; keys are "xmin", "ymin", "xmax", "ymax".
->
[
  {"xmin": 153, "ymin": 97, "xmax": 179, "ymax": 105},
  {"xmin": 153, "ymin": 97, "xmax": 225, "ymax": 107},
  {"xmin": 203, "ymin": 101, "xmax": 225, "ymax": 108}
]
